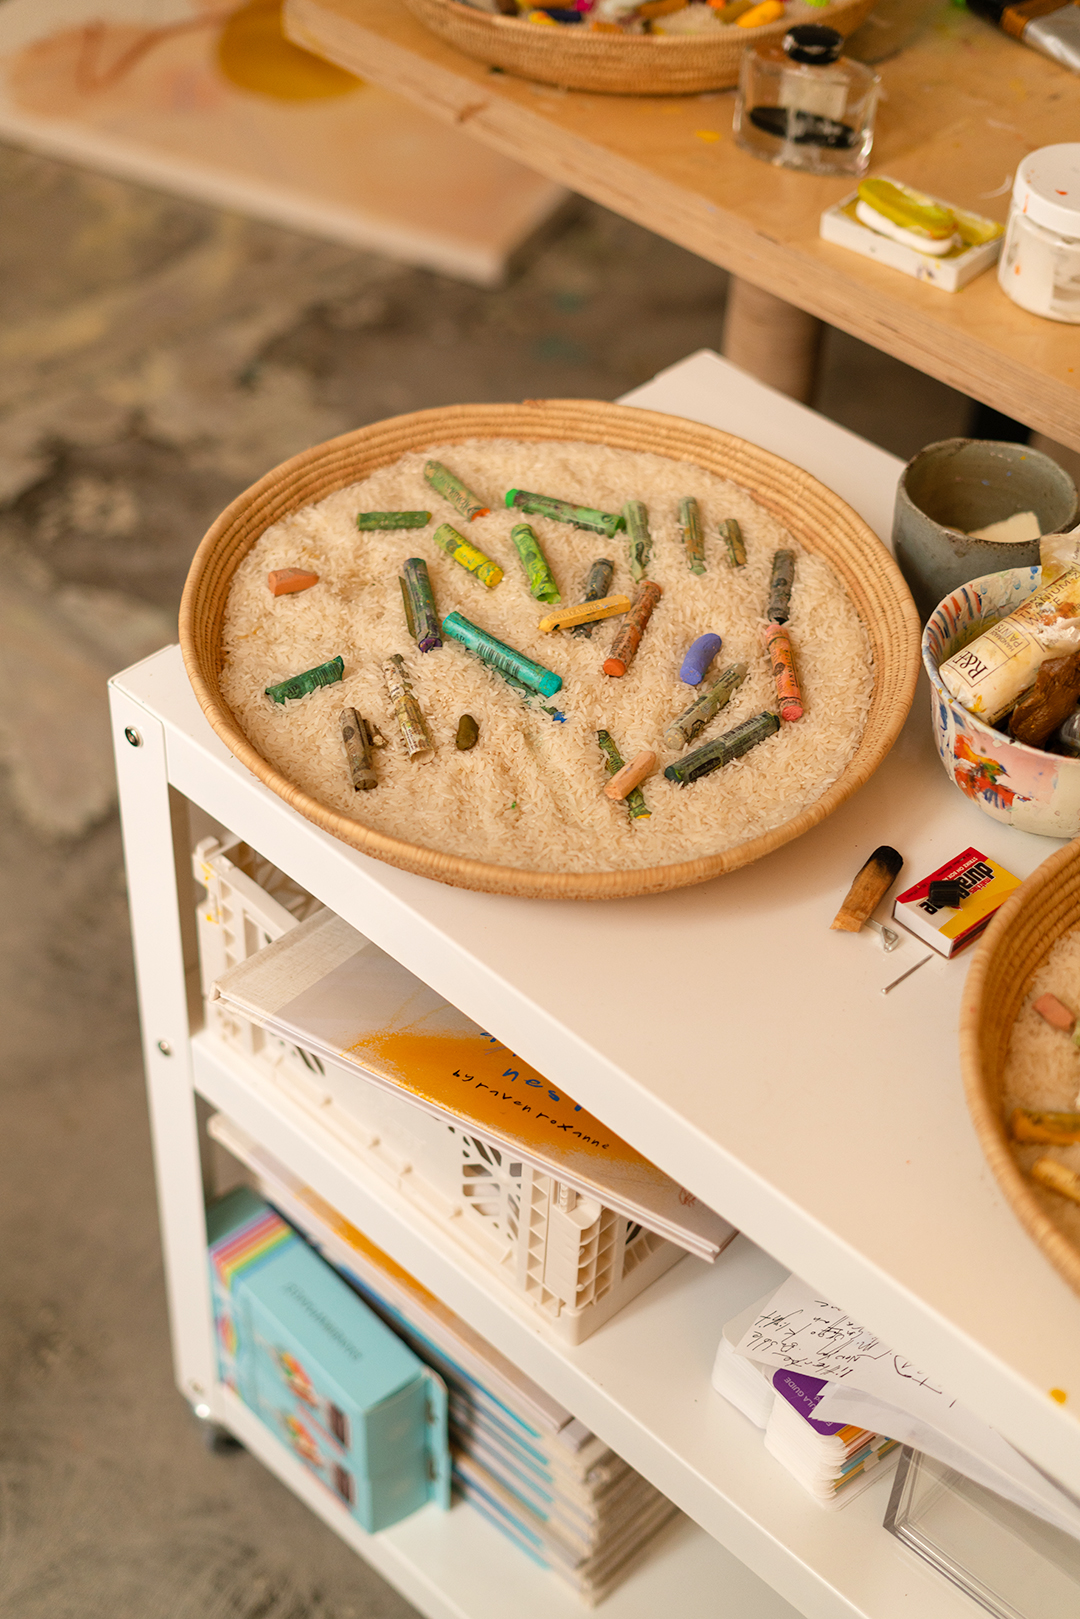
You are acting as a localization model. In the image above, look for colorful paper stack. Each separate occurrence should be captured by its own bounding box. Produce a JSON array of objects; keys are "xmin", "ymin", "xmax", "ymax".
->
[
  {"xmin": 210, "ymin": 1123, "xmax": 680, "ymax": 1603},
  {"xmin": 208, "ymin": 1188, "xmax": 450, "ymax": 1532}
]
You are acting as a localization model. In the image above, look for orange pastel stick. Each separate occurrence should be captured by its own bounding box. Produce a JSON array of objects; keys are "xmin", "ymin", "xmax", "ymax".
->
[
  {"xmin": 763, "ymin": 622, "xmax": 803, "ymax": 722},
  {"xmin": 603, "ymin": 580, "xmax": 662, "ymax": 678},
  {"xmin": 268, "ymin": 568, "xmax": 319, "ymax": 596}
]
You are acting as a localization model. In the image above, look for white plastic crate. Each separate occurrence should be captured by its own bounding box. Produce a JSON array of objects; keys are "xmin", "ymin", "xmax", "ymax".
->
[{"xmin": 192, "ymin": 838, "xmax": 685, "ymax": 1341}]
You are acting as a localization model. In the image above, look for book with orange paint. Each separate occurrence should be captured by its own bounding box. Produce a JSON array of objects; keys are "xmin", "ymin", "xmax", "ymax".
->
[{"xmin": 211, "ymin": 908, "xmax": 735, "ymax": 1261}]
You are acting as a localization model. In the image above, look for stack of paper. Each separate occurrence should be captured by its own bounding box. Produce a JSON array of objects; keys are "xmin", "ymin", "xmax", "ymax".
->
[
  {"xmin": 713, "ymin": 1277, "xmax": 1080, "ymax": 1538},
  {"xmin": 212, "ymin": 908, "xmax": 734, "ymax": 1262},
  {"xmin": 712, "ymin": 1297, "xmax": 897, "ymax": 1509},
  {"xmin": 210, "ymin": 1116, "xmax": 680, "ymax": 1604}
]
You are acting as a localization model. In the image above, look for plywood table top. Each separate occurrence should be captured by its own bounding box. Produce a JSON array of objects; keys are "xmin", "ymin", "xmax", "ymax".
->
[{"xmin": 288, "ymin": 0, "xmax": 1080, "ymax": 447}]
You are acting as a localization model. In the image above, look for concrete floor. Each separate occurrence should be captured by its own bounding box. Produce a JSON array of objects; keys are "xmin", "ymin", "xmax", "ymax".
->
[{"xmin": 0, "ymin": 136, "xmax": 994, "ymax": 1617}]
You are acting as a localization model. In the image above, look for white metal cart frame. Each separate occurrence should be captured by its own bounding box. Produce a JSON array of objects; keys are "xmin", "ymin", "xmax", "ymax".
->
[{"xmin": 110, "ymin": 352, "xmax": 1080, "ymax": 1619}]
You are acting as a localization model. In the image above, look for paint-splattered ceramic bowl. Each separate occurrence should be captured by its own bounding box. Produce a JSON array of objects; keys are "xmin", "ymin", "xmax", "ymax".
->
[{"xmin": 923, "ymin": 566, "xmax": 1080, "ymax": 837}]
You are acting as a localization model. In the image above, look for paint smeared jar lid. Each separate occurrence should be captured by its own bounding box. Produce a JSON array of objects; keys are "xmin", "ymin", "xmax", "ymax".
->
[
  {"xmin": 1012, "ymin": 143, "xmax": 1080, "ymax": 238},
  {"xmin": 782, "ymin": 24, "xmax": 843, "ymax": 63}
]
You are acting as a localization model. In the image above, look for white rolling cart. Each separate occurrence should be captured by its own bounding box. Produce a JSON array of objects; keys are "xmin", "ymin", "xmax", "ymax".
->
[{"xmin": 109, "ymin": 351, "xmax": 1080, "ymax": 1619}]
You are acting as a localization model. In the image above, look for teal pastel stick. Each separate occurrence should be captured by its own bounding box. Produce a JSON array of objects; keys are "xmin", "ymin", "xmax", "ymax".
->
[{"xmin": 442, "ymin": 611, "xmax": 562, "ymax": 698}]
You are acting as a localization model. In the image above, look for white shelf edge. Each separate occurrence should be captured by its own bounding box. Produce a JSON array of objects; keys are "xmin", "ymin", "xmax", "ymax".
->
[
  {"xmin": 194, "ymin": 1031, "xmax": 976, "ymax": 1619},
  {"xmin": 213, "ymin": 1386, "xmax": 799, "ymax": 1619}
]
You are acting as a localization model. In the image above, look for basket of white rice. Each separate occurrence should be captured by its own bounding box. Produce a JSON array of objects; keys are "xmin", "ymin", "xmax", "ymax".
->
[
  {"xmin": 961, "ymin": 839, "xmax": 1080, "ymax": 1298},
  {"xmin": 179, "ymin": 399, "xmax": 918, "ymax": 899}
]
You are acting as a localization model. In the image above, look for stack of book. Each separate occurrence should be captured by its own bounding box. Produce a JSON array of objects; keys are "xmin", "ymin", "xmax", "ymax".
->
[{"xmin": 211, "ymin": 1116, "xmax": 680, "ymax": 1604}]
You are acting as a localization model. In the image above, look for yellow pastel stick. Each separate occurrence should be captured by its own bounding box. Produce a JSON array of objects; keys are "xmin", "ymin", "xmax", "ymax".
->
[
  {"xmin": 537, "ymin": 593, "xmax": 632, "ymax": 633},
  {"xmin": 737, "ymin": 1, "xmax": 784, "ymax": 25}
]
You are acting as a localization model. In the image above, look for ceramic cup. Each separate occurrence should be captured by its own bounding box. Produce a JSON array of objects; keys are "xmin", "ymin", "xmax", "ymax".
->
[{"xmin": 893, "ymin": 438, "xmax": 1078, "ymax": 621}]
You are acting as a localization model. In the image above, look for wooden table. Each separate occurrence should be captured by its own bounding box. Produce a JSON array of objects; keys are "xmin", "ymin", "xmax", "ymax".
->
[{"xmin": 286, "ymin": 0, "xmax": 1080, "ymax": 447}]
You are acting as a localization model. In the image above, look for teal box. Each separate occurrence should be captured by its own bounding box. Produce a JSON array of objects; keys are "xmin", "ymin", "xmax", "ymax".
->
[{"xmin": 208, "ymin": 1189, "xmax": 449, "ymax": 1531}]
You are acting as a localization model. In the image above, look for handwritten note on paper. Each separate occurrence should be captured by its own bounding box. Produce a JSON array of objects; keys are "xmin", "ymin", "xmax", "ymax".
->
[{"xmin": 732, "ymin": 1275, "xmax": 957, "ymax": 1413}]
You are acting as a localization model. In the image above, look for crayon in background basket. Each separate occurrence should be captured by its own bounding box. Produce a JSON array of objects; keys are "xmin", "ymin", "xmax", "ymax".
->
[
  {"xmin": 265, "ymin": 655, "xmax": 344, "ymax": 705},
  {"xmin": 356, "ymin": 510, "xmax": 431, "ymax": 531},
  {"xmin": 664, "ymin": 711, "xmax": 779, "ymax": 784},
  {"xmin": 340, "ymin": 708, "xmax": 378, "ymax": 791},
  {"xmin": 718, "ymin": 519, "xmax": 746, "ymax": 569},
  {"xmin": 433, "ymin": 523, "xmax": 503, "ymax": 588},
  {"xmin": 762, "ymin": 622, "xmax": 803, "ymax": 721},
  {"xmin": 505, "ymin": 488, "xmax": 625, "ymax": 538},
  {"xmin": 767, "ymin": 550, "xmax": 795, "ymax": 623},
  {"xmin": 570, "ymin": 558, "xmax": 615, "ymax": 639},
  {"xmin": 442, "ymin": 611, "xmax": 562, "ymax": 697},
  {"xmin": 510, "ymin": 523, "xmax": 561, "ymax": 604},
  {"xmin": 663, "ymin": 662, "xmax": 747, "ymax": 749},
  {"xmin": 383, "ymin": 654, "xmax": 435, "ymax": 763},
  {"xmin": 603, "ymin": 581, "xmax": 662, "ymax": 678},
  {"xmin": 623, "ymin": 501, "xmax": 653, "ymax": 582},
  {"xmin": 597, "ymin": 730, "xmax": 650, "ymax": 820},
  {"xmin": 401, "ymin": 557, "xmax": 442, "ymax": 652},
  {"xmin": 679, "ymin": 497, "xmax": 705, "ymax": 575},
  {"xmin": 424, "ymin": 461, "xmax": 489, "ymax": 522}
]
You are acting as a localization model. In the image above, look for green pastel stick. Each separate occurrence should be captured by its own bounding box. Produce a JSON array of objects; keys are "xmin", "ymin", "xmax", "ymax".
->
[
  {"xmin": 663, "ymin": 662, "xmax": 748, "ymax": 750},
  {"xmin": 265, "ymin": 655, "xmax": 344, "ymax": 704},
  {"xmin": 356, "ymin": 510, "xmax": 431, "ymax": 530},
  {"xmin": 510, "ymin": 523, "xmax": 561, "ymax": 604},
  {"xmin": 719, "ymin": 518, "xmax": 746, "ymax": 569},
  {"xmin": 664, "ymin": 711, "xmax": 779, "ymax": 785},
  {"xmin": 679, "ymin": 496, "xmax": 705, "ymax": 575},
  {"xmin": 623, "ymin": 500, "xmax": 653, "ymax": 583},
  {"xmin": 425, "ymin": 461, "xmax": 489, "ymax": 522},
  {"xmin": 505, "ymin": 488, "xmax": 625, "ymax": 539}
]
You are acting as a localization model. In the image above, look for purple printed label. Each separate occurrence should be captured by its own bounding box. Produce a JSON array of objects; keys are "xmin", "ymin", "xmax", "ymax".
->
[{"xmin": 772, "ymin": 1369, "xmax": 847, "ymax": 1436}]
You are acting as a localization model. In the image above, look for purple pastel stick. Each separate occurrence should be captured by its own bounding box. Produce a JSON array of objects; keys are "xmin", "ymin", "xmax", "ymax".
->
[{"xmin": 679, "ymin": 632, "xmax": 723, "ymax": 686}]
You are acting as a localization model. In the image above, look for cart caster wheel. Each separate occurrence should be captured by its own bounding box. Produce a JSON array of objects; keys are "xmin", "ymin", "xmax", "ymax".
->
[{"xmin": 191, "ymin": 1403, "xmax": 242, "ymax": 1454}]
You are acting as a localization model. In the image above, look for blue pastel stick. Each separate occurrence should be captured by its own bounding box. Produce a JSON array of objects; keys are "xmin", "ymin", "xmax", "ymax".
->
[{"xmin": 679, "ymin": 633, "xmax": 723, "ymax": 686}]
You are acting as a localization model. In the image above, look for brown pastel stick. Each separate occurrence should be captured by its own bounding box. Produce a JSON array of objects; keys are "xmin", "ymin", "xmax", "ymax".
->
[
  {"xmin": 603, "ymin": 581, "xmax": 662, "ymax": 678},
  {"xmin": 1032, "ymin": 1156, "xmax": 1080, "ymax": 1206},
  {"xmin": 762, "ymin": 622, "xmax": 803, "ymax": 722},
  {"xmin": 830, "ymin": 845, "xmax": 904, "ymax": 933},
  {"xmin": 1011, "ymin": 1109, "xmax": 1080, "ymax": 1146},
  {"xmin": 604, "ymin": 749, "xmax": 657, "ymax": 801},
  {"xmin": 268, "ymin": 567, "xmax": 319, "ymax": 596},
  {"xmin": 1033, "ymin": 993, "xmax": 1076, "ymax": 1033}
]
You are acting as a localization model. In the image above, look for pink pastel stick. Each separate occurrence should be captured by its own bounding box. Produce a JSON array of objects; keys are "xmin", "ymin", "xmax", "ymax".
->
[{"xmin": 1033, "ymin": 993, "xmax": 1076, "ymax": 1033}]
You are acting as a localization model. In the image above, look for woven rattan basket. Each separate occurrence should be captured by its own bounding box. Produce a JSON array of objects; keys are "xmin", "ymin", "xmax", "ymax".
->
[
  {"xmin": 179, "ymin": 399, "xmax": 919, "ymax": 900},
  {"xmin": 401, "ymin": 0, "xmax": 876, "ymax": 95},
  {"xmin": 961, "ymin": 839, "xmax": 1080, "ymax": 1297}
]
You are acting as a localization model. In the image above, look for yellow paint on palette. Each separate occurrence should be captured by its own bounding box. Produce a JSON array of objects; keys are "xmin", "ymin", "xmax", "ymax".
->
[
  {"xmin": 344, "ymin": 1027, "xmax": 663, "ymax": 1178},
  {"xmin": 695, "ymin": 129, "xmax": 723, "ymax": 143},
  {"xmin": 1051, "ymin": 1388, "xmax": 1068, "ymax": 1404},
  {"xmin": 217, "ymin": 0, "xmax": 361, "ymax": 100}
]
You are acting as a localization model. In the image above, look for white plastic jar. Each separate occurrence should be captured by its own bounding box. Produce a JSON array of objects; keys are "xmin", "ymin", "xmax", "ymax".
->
[{"xmin": 999, "ymin": 143, "xmax": 1080, "ymax": 323}]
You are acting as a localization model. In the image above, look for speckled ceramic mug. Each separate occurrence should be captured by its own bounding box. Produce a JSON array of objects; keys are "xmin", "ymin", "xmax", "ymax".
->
[{"xmin": 894, "ymin": 438, "xmax": 1078, "ymax": 621}]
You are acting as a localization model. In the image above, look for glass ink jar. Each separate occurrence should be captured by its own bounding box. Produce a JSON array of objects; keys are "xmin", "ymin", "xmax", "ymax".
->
[
  {"xmin": 999, "ymin": 144, "xmax": 1080, "ymax": 324},
  {"xmin": 733, "ymin": 25, "xmax": 879, "ymax": 177}
]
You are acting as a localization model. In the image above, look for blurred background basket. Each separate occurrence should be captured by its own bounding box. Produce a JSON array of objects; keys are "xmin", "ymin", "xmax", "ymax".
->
[
  {"xmin": 179, "ymin": 398, "xmax": 919, "ymax": 900},
  {"xmin": 961, "ymin": 839, "xmax": 1080, "ymax": 1298},
  {"xmin": 401, "ymin": 0, "xmax": 877, "ymax": 95}
]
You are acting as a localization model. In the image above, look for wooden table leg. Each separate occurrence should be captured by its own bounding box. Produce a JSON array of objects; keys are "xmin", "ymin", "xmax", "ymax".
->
[{"xmin": 722, "ymin": 278, "xmax": 824, "ymax": 405}]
